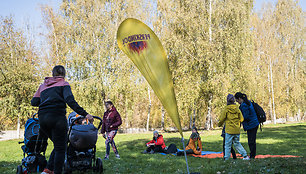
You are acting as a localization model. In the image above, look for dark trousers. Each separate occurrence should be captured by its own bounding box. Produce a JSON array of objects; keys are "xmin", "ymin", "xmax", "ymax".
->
[
  {"xmin": 223, "ymin": 136, "xmax": 237, "ymax": 159},
  {"xmin": 39, "ymin": 111, "xmax": 68, "ymax": 174},
  {"xmin": 146, "ymin": 145, "xmax": 164, "ymax": 153},
  {"xmin": 247, "ymin": 126, "xmax": 258, "ymax": 158},
  {"xmin": 177, "ymin": 149, "xmax": 194, "ymax": 156}
]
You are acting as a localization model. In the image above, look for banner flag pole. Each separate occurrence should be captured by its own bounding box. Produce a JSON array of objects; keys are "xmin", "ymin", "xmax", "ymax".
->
[{"xmin": 182, "ymin": 137, "xmax": 190, "ymax": 174}]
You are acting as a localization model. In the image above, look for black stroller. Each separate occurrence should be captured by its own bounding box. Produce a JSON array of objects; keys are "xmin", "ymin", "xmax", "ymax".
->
[
  {"xmin": 64, "ymin": 113, "xmax": 103, "ymax": 174},
  {"xmin": 17, "ymin": 113, "xmax": 48, "ymax": 174}
]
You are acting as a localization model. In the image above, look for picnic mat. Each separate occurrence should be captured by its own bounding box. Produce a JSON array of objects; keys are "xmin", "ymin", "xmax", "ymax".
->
[
  {"xmin": 159, "ymin": 149, "xmax": 221, "ymax": 156},
  {"xmin": 191, "ymin": 153, "xmax": 301, "ymax": 159},
  {"xmin": 159, "ymin": 149, "xmax": 301, "ymax": 158}
]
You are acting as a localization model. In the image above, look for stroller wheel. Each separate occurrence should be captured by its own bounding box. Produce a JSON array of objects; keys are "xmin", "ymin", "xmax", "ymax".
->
[
  {"xmin": 16, "ymin": 165, "xmax": 23, "ymax": 174},
  {"xmin": 95, "ymin": 157, "xmax": 103, "ymax": 173}
]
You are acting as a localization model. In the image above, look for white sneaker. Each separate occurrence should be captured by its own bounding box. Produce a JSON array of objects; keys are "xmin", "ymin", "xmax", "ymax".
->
[
  {"xmin": 243, "ymin": 156, "xmax": 250, "ymax": 160},
  {"xmin": 115, "ymin": 154, "xmax": 120, "ymax": 159}
]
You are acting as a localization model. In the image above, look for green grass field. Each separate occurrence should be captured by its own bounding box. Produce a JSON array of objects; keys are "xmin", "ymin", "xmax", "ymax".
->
[{"xmin": 1, "ymin": 123, "xmax": 305, "ymax": 174}]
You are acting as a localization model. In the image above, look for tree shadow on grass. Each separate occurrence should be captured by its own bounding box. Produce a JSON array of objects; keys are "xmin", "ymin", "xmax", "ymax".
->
[
  {"xmin": 0, "ymin": 161, "xmax": 20, "ymax": 174},
  {"xmin": 97, "ymin": 125, "xmax": 306, "ymax": 174},
  {"xmin": 3, "ymin": 125, "xmax": 304, "ymax": 174},
  {"xmin": 96, "ymin": 137, "xmax": 199, "ymax": 174},
  {"xmin": 254, "ymin": 125, "xmax": 306, "ymax": 157}
]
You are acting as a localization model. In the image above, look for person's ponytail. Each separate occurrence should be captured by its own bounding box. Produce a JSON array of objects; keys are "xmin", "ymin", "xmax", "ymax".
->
[
  {"xmin": 242, "ymin": 94, "xmax": 251, "ymax": 106},
  {"xmin": 235, "ymin": 92, "xmax": 251, "ymax": 106}
]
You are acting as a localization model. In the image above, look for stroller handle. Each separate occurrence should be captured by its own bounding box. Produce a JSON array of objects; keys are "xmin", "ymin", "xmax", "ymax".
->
[
  {"xmin": 67, "ymin": 115, "xmax": 103, "ymax": 138},
  {"xmin": 70, "ymin": 115, "xmax": 103, "ymax": 130},
  {"xmin": 93, "ymin": 116, "xmax": 103, "ymax": 130},
  {"xmin": 32, "ymin": 113, "xmax": 38, "ymax": 121}
]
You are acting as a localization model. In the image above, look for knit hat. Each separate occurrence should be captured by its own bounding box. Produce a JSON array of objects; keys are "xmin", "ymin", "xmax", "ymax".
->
[
  {"xmin": 227, "ymin": 94, "xmax": 235, "ymax": 105},
  {"xmin": 153, "ymin": 131, "xmax": 159, "ymax": 136}
]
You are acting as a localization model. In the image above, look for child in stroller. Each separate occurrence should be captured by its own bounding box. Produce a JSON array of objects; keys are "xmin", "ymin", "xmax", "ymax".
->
[
  {"xmin": 64, "ymin": 112, "xmax": 103, "ymax": 174},
  {"xmin": 17, "ymin": 113, "xmax": 48, "ymax": 174}
]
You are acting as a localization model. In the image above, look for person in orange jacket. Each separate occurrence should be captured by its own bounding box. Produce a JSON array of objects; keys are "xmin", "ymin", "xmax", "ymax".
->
[
  {"xmin": 177, "ymin": 132, "xmax": 202, "ymax": 155},
  {"xmin": 143, "ymin": 131, "xmax": 166, "ymax": 154}
]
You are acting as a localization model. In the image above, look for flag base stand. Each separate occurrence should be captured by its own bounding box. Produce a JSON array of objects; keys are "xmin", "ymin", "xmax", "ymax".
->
[{"xmin": 181, "ymin": 137, "xmax": 190, "ymax": 174}]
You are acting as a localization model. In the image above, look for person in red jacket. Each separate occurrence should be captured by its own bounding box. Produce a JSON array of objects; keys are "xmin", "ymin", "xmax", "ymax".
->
[
  {"xmin": 143, "ymin": 131, "xmax": 166, "ymax": 154},
  {"xmin": 101, "ymin": 101, "xmax": 122, "ymax": 160}
]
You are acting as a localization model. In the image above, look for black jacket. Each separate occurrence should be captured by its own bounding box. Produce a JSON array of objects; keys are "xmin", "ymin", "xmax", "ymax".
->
[{"xmin": 31, "ymin": 77, "xmax": 88, "ymax": 116}]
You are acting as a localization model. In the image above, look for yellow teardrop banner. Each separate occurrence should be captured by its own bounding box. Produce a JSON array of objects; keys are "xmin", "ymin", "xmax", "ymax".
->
[{"xmin": 117, "ymin": 18, "xmax": 183, "ymax": 137}]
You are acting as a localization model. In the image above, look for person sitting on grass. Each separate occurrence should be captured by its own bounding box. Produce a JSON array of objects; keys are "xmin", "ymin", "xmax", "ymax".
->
[
  {"xmin": 218, "ymin": 94, "xmax": 250, "ymax": 160},
  {"xmin": 191, "ymin": 126, "xmax": 201, "ymax": 141},
  {"xmin": 177, "ymin": 132, "xmax": 202, "ymax": 156},
  {"xmin": 143, "ymin": 131, "xmax": 166, "ymax": 154}
]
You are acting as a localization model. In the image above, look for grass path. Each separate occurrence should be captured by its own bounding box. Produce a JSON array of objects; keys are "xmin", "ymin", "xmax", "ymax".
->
[{"xmin": 0, "ymin": 123, "xmax": 305, "ymax": 173}]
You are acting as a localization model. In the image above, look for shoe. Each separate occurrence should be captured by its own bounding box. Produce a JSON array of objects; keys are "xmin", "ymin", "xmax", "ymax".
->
[
  {"xmin": 142, "ymin": 150, "xmax": 148, "ymax": 154},
  {"xmin": 103, "ymin": 156, "xmax": 109, "ymax": 160},
  {"xmin": 243, "ymin": 156, "xmax": 250, "ymax": 160},
  {"xmin": 41, "ymin": 168, "xmax": 54, "ymax": 174},
  {"xmin": 115, "ymin": 154, "xmax": 120, "ymax": 159},
  {"xmin": 149, "ymin": 150, "xmax": 154, "ymax": 154}
]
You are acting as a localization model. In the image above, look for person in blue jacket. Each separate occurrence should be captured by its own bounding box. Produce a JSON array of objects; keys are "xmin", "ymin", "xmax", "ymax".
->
[{"xmin": 234, "ymin": 92, "xmax": 259, "ymax": 159}]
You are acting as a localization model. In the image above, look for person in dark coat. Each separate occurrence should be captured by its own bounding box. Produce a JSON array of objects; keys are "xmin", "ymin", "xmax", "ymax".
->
[
  {"xmin": 235, "ymin": 92, "xmax": 259, "ymax": 159},
  {"xmin": 101, "ymin": 101, "xmax": 122, "ymax": 160},
  {"xmin": 31, "ymin": 65, "xmax": 93, "ymax": 174}
]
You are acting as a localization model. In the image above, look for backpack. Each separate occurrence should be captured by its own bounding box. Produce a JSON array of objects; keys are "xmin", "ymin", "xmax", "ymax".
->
[
  {"xmin": 251, "ymin": 100, "xmax": 266, "ymax": 131},
  {"xmin": 23, "ymin": 118, "xmax": 48, "ymax": 154}
]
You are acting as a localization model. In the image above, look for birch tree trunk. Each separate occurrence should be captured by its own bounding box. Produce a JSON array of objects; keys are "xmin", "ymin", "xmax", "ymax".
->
[
  {"xmin": 17, "ymin": 115, "xmax": 20, "ymax": 139},
  {"xmin": 206, "ymin": 95, "xmax": 213, "ymax": 130},
  {"xmin": 286, "ymin": 61, "xmax": 290, "ymax": 122},
  {"xmin": 270, "ymin": 57, "xmax": 276, "ymax": 124},
  {"xmin": 189, "ymin": 114, "xmax": 192, "ymax": 129},
  {"xmin": 161, "ymin": 106, "xmax": 165, "ymax": 130},
  {"xmin": 146, "ymin": 87, "xmax": 151, "ymax": 131},
  {"xmin": 125, "ymin": 95, "xmax": 129, "ymax": 128},
  {"xmin": 209, "ymin": 0, "xmax": 212, "ymax": 42},
  {"xmin": 268, "ymin": 66, "xmax": 273, "ymax": 121},
  {"xmin": 205, "ymin": 0, "xmax": 213, "ymax": 130},
  {"xmin": 192, "ymin": 108, "xmax": 196, "ymax": 128}
]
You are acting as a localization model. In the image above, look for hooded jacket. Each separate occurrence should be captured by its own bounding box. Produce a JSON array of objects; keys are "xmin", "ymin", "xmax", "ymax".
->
[
  {"xmin": 239, "ymin": 102, "xmax": 260, "ymax": 131},
  {"xmin": 31, "ymin": 77, "xmax": 88, "ymax": 116},
  {"xmin": 101, "ymin": 106, "xmax": 122, "ymax": 134},
  {"xmin": 186, "ymin": 137, "xmax": 202, "ymax": 155},
  {"xmin": 218, "ymin": 104, "xmax": 244, "ymax": 134},
  {"xmin": 146, "ymin": 134, "xmax": 166, "ymax": 149}
]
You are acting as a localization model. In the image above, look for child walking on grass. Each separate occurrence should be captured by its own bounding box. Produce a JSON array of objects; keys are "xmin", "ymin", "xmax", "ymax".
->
[{"xmin": 218, "ymin": 94, "xmax": 250, "ymax": 160}]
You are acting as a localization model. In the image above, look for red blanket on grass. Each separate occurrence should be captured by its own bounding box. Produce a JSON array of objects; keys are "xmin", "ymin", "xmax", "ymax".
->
[{"xmin": 191, "ymin": 153, "xmax": 301, "ymax": 159}]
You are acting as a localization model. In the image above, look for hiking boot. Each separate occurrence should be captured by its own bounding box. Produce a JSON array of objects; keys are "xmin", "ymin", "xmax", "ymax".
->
[
  {"xmin": 115, "ymin": 154, "xmax": 120, "ymax": 159},
  {"xmin": 41, "ymin": 168, "xmax": 54, "ymax": 174},
  {"xmin": 243, "ymin": 156, "xmax": 250, "ymax": 160}
]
